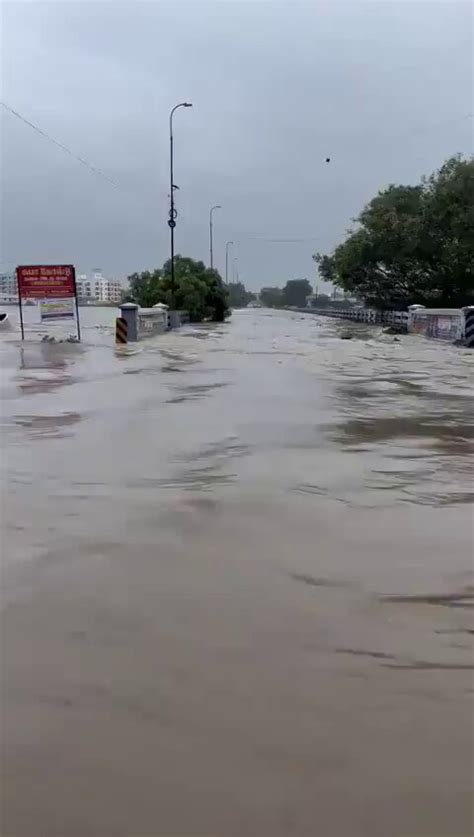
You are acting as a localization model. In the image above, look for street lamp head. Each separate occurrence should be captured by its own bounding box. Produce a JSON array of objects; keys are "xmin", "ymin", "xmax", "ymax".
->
[{"xmin": 183, "ymin": 102, "xmax": 193, "ymax": 108}]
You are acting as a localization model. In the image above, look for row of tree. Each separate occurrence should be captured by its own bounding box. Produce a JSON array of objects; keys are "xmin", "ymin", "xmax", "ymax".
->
[
  {"xmin": 226, "ymin": 282, "xmax": 256, "ymax": 308},
  {"xmin": 260, "ymin": 279, "xmax": 313, "ymax": 309},
  {"xmin": 314, "ymin": 156, "xmax": 474, "ymax": 310},
  {"xmin": 125, "ymin": 260, "xmax": 264, "ymax": 320},
  {"xmin": 226, "ymin": 279, "xmax": 314, "ymax": 309},
  {"xmin": 124, "ymin": 261, "xmax": 313, "ymax": 317}
]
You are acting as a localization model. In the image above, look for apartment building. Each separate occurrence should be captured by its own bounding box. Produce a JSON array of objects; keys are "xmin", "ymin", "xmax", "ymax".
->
[
  {"xmin": 0, "ymin": 271, "xmax": 18, "ymax": 302},
  {"xmin": 76, "ymin": 271, "xmax": 122, "ymax": 304}
]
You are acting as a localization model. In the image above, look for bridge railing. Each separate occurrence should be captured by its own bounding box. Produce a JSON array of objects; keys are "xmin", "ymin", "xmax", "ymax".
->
[
  {"xmin": 307, "ymin": 306, "xmax": 474, "ymax": 345},
  {"xmin": 308, "ymin": 307, "xmax": 409, "ymax": 330}
]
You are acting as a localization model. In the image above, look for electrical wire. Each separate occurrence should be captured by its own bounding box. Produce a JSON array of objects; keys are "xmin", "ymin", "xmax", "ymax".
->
[
  {"xmin": 251, "ymin": 237, "xmax": 321, "ymax": 243},
  {"xmin": 1, "ymin": 101, "xmax": 118, "ymax": 187}
]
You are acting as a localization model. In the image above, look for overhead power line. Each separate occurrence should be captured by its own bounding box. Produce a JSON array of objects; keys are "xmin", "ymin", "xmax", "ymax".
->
[
  {"xmin": 404, "ymin": 111, "xmax": 473, "ymax": 140},
  {"xmin": 237, "ymin": 237, "xmax": 322, "ymax": 244},
  {"xmin": 1, "ymin": 101, "xmax": 118, "ymax": 187}
]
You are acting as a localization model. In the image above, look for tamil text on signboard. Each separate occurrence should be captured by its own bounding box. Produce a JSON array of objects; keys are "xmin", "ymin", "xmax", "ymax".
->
[{"xmin": 16, "ymin": 265, "xmax": 75, "ymax": 299}]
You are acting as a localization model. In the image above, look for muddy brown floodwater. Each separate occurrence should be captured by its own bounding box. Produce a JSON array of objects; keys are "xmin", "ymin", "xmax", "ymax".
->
[{"xmin": 1, "ymin": 308, "xmax": 473, "ymax": 837}]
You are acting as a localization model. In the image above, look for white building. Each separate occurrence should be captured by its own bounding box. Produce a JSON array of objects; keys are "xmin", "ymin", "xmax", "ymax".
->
[
  {"xmin": 0, "ymin": 271, "xmax": 18, "ymax": 303},
  {"xmin": 76, "ymin": 271, "xmax": 122, "ymax": 304}
]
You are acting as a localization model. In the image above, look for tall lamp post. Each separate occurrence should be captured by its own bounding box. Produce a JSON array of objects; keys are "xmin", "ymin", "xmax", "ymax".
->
[
  {"xmin": 169, "ymin": 102, "xmax": 192, "ymax": 297},
  {"xmin": 209, "ymin": 205, "xmax": 221, "ymax": 270},
  {"xmin": 225, "ymin": 240, "xmax": 233, "ymax": 285}
]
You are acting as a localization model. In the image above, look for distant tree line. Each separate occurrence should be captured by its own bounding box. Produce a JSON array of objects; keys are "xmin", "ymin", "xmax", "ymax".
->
[
  {"xmin": 123, "ymin": 256, "xmax": 229, "ymax": 322},
  {"xmin": 260, "ymin": 279, "xmax": 313, "ymax": 309},
  {"xmin": 226, "ymin": 282, "xmax": 256, "ymax": 308},
  {"xmin": 314, "ymin": 156, "xmax": 474, "ymax": 310}
]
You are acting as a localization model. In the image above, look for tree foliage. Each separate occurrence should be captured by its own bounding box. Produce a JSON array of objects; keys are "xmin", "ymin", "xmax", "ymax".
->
[
  {"xmin": 260, "ymin": 286, "xmax": 284, "ymax": 308},
  {"xmin": 124, "ymin": 256, "xmax": 229, "ymax": 322},
  {"xmin": 124, "ymin": 270, "xmax": 161, "ymax": 308},
  {"xmin": 282, "ymin": 279, "xmax": 313, "ymax": 307},
  {"xmin": 227, "ymin": 281, "xmax": 255, "ymax": 308},
  {"xmin": 314, "ymin": 156, "xmax": 474, "ymax": 309}
]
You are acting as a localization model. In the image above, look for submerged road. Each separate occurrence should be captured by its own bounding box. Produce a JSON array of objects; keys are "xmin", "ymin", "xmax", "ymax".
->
[{"xmin": 1, "ymin": 308, "xmax": 473, "ymax": 836}]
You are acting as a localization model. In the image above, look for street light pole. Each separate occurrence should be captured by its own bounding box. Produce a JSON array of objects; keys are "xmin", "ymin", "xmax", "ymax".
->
[
  {"xmin": 169, "ymin": 102, "xmax": 192, "ymax": 298},
  {"xmin": 209, "ymin": 205, "xmax": 221, "ymax": 270},
  {"xmin": 225, "ymin": 240, "xmax": 233, "ymax": 285}
]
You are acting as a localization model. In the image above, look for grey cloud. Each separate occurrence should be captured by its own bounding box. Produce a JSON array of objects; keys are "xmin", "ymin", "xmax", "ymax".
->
[{"xmin": 1, "ymin": 1, "xmax": 472, "ymax": 289}]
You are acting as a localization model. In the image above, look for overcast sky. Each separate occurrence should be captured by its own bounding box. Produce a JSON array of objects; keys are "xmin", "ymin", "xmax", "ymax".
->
[{"xmin": 1, "ymin": 1, "xmax": 472, "ymax": 289}]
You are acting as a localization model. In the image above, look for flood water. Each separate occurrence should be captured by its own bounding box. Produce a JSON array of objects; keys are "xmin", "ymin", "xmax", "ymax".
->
[{"xmin": 1, "ymin": 307, "xmax": 473, "ymax": 836}]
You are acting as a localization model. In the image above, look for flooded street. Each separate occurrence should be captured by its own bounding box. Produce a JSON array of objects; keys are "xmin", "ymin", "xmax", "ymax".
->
[{"xmin": 1, "ymin": 308, "xmax": 473, "ymax": 836}]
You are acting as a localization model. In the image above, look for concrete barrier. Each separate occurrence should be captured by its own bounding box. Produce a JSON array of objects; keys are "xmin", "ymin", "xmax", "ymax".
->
[
  {"xmin": 407, "ymin": 306, "xmax": 465, "ymax": 342},
  {"xmin": 165, "ymin": 310, "xmax": 179, "ymax": 330},
  {"xmin": 120, "ymin": 303, "xmax": 183, "ymax": 342},
  {"xmin": 138, "ymin": 307, "xmax": 167, "ymax": 338}
]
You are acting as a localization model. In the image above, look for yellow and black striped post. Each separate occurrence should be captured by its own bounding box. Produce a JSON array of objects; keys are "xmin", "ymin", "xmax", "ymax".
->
[
  {"xmin": 115, "ymin": 317, "xmax": 128, "ymax": 344},
  {"xmin": 464, "ymin": 308, "xmax": 474, "ymax": 348}
]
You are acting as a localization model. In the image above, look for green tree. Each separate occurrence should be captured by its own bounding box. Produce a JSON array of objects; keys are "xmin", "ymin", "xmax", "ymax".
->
[
  {"xmin": 314, "ymin": 156, "xmax": 474, "ymax": 309},
  {"xmin": 227, "ymin": 281, "xmax": 255, "ymax": 308},
  {"xmin": 125, "ymin": 256, "xmax": 229, "ymax": 322},
  {"xmin": 282, "ymin": 278, "xmax": 313, "ymax": 307},
  {"xmin": 260, "ymin": 286, "xmax": 283, "ymax": 307},
  {"xmin": 123, "ymin": 270, "xmax": 162, "ymax": 307}
]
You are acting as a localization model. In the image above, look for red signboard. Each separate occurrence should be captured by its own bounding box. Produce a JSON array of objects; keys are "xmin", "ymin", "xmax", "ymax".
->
[{"xmin": 16, "ymin": 265, "xmax": 75, "ymax": 299}]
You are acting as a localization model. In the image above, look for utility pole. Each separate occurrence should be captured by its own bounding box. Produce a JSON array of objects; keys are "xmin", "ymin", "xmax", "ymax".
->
[
  {"xmin": 169, "ymin": 102, "xmax": 192, "ymax": 298},
  {"xmin": 225, "ymin": 240, "xmax": 233, "ymax": 285},
  {"xmin": 209, "ymin": 205, "xmax": 221, "ymax": 270}
]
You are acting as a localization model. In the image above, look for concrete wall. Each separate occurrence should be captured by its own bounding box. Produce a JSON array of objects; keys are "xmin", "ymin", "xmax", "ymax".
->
[
  {"xmin": 407, "ymin": 308, "xmax": 464, "ymax": 342},
  {"xmin": 137, "ymin": 308, "xmax": 167, "ymax": 338},
  {"xmin": 120, "ymin": 304, "xmax": 184, "ymax": 342}
]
